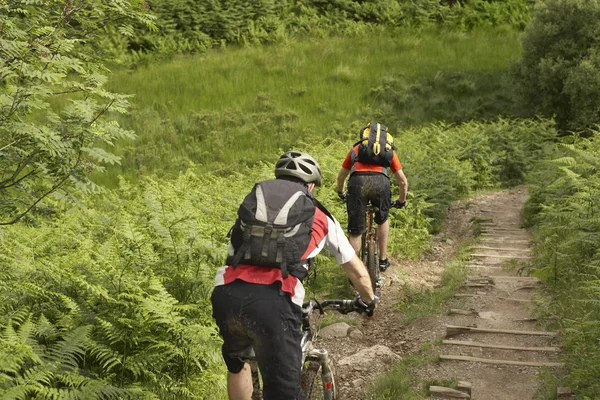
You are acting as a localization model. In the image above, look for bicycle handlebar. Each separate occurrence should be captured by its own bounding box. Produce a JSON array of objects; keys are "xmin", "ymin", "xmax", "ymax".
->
[{"xmin": 302, "ymin": 299, "xmax": 359, "ymax": 315}]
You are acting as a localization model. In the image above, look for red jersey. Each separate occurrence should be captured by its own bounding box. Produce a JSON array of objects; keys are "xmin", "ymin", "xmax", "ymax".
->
[{"xmin": 341, "ymin": 144, "xmax": 402, "ymax": 174}]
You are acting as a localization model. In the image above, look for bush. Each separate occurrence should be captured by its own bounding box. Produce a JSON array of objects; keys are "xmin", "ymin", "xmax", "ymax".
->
[
  {"xmin": 119, "ymin": 0, "xmax": 532, "ymax": 61},
  {"xmin": 512, "ymin": 0, "xmax": 600, "ymax": 133},
  {"xmin": 524, "ymin": 130, "xmax": 600, "ymax": 398}
]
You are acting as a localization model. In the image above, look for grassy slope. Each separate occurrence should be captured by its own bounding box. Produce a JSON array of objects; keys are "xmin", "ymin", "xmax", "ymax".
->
[{"xmin": 102, "ymin": 27, "xmax": 521, "ymax": 185}]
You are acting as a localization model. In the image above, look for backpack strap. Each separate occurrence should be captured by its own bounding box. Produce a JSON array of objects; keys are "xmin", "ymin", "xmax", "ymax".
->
[
  {"xmin": 313, "ymin": 197, "xmax": 334, "ymax": 222},
  {"xmin": 230, "ymin": 226, "xmax": 252, "ymax": 267},
  {"xmin": 277, "ymin": 232, "xmax": 288, "ymax": 278},
  {"xmin": 261, "ymin": 224, "xmax": 273, "ymax": 257}
]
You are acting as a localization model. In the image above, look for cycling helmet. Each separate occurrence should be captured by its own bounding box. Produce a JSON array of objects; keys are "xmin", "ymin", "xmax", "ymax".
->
[{"xmin": 275, "ymin": 151, "xmax": 323, "ymax": 186}]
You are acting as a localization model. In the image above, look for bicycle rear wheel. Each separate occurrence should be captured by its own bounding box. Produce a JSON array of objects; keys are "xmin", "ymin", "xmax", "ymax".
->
[
  {"xmin": 366, "ymin": 237, "xmax": 379, "ymax": 292},
  {"xmin": 301, "ymin": 360, "xmax": 337, "ymax": 400}
]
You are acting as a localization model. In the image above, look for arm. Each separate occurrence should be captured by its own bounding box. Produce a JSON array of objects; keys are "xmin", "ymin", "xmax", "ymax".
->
[
  {"xmin": 393, "ymin": 169, "xmax": 408, "ymax": 203},
  {"xmin": 342, "ymin": 254, "xmax": 376, "ymax": 303},
  {"xmin": 336, "ymin": 167, "xmax": 350, "ymax": 194}
]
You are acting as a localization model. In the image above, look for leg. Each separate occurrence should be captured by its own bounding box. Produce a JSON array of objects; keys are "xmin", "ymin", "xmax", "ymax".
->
[
  {"xmin": 211, "ymin": 283, "xmax": 254, "ymax": 399},
  {"xmin": 245, "ymin": 285, "xmax": 304, "ymax": 400},
  {"xmin": 347, "ymin": 176, "xmax": 367, "ymax": 257},
  {"xmin": 377, "ymin": 220, "xmax": 389, "ymax": 260},
  {"xmin": 349, "ymin": 233, "xmax": 362, "ymax": 256},
  {"xmin": 227, "ymin": 364, "xmax": 253, "ymax": 400},
  {"xmin": 370, "ymin": 174, "xmax": 392, "ymax": 269}
]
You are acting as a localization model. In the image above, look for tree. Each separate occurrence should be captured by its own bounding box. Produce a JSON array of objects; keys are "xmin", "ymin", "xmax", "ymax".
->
[
  {"xmin": 512, "ymin": 0, "xmax": 600, "ymax": 134},
  {"xmin": 0, "ymin": 0, "xmax": 155, "ymax": 225}
]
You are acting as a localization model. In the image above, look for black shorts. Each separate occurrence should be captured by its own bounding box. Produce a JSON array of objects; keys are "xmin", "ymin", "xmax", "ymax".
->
[
  {"xmin": 346, "ymin": 173, "xmax": 391, "ymax": 234},
  {"xmin": 211, "ymin": 280, "xmax": 303, "ymax": 400}
]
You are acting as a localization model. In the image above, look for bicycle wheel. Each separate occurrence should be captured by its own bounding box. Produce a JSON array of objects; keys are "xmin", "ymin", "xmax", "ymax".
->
[
  {"xmin": 250, "ymin": 361, "xmax": 263, "ymax": 400},
  {"xmin": 366, "ymin": 236, "xmax": 379, "ymax": 292},
  {"xmin": 301, "ymin": 359, "xmax": 337, "ymax": 400}
]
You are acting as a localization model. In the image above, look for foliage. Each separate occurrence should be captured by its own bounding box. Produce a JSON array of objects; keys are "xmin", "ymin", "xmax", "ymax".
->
[
  {"xmin": 0, "ymin": 171, "xmax": 245, "ymax": 398},
  {"xmin": 511, "ymin": 0, "xmax": 600, "ymax": 133},
  {"xmin": 0, "ymin": 0, "xmax": 155, "ymax": 225},
  {"xmin": 370, "ymin": 70, "xmax": 518, "ymax": 129},
  {"xmin": 524, "ymin": 130, "xmax": 600, "ymax": 398},
  {"xmin": 116, "ymin": 0, "xmax": 532, "ymax": 61},
  {"xmin": 398, "ymin": 118, "xmax": 557, "ymax": 232}
]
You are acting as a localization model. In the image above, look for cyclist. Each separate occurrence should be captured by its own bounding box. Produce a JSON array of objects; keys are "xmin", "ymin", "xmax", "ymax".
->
[
  {"xmin": 211, "ymin": 151, "xmax": 378, "ymax": 400},
  {"xmin": 336, "ymin": 121, "xmax": 408, "ymax": 275}
]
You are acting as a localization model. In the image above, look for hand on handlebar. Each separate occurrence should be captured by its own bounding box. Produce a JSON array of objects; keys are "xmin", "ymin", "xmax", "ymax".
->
[
  {"xmin": 352, "ymin": 295, "xmax": 379, "ymax": 317},
  {"xmin": 391, "ymin": 200, "xmax": 406, "ymax": 209}
]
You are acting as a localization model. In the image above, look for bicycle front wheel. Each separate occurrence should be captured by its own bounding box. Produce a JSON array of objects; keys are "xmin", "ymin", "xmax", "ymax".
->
[
  {"xmin": 366, "ymin": 237, "xmax": 379, "ymax": 292},
  {"xmin": 301, "ymin": 360, "xmax": 337, "ymax": 400}
]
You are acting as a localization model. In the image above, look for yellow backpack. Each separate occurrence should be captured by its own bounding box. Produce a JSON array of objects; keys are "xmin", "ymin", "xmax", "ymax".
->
[{"xmin": 355, "ymin": 121, "xmax": 395, "ymax": 167}]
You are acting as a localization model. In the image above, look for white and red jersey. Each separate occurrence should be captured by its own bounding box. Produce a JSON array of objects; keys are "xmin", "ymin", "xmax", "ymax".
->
[{"xmin": 214, "ymin": 207, "xmax": 355, "ymax": 306}]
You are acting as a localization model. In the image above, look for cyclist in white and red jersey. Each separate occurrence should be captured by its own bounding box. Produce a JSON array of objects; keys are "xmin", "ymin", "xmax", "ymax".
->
[{"xmin": 211, "ymin": 151, "xmax": 377, "ymax": 400}]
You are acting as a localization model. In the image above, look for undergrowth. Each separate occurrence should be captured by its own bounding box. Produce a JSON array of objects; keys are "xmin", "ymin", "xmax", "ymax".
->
[{"xmin": 394, "ymin": 240, "xmax": 472, "ymax": 325}]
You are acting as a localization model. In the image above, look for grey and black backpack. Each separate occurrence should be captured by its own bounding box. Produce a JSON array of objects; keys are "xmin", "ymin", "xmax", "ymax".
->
[{"xmin": 227, "ymin": 179, "xmax": 317, "ymax": 279}]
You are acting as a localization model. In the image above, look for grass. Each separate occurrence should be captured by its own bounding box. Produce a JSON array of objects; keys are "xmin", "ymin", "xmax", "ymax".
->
[
  {"xmin": 99, "ymin": 26, "xmax": 522, "ymax": 187},
  {"xmin": 366, "ymin": 341, "xmax": 444, "ymax": 400},
  {"xmin": 394, "ymin": 241, "xmax": 473, "ymax": 325}
]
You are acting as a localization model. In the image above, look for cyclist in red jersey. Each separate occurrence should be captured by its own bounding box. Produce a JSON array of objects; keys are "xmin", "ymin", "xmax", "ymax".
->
[
  {"xmin": 212, "ymin": 151, "xmax": 378, "ymax": 400},
  {"xmin": 336, "ymin": 123, "xmax": 409, "ymax": 274}
]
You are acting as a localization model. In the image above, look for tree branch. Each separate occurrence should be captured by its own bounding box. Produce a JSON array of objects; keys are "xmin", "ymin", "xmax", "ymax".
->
[
  {"xmin": 0, "ymin": 150, "xmax": 40, "ymax": 188},
  {"xmin": 89, "ymin": 99, "xmax": 115, "ymax": 126},
  {"xmin": 0, "ymin": 135, "xmax": 84, "ymax": 226},
  {"xmin": 0, "ymin": 140, "xmax": 16, "ymax": 152},
  {"xmin": 0, "ymin": 170, "xmax": 36, "ymax": 190}
]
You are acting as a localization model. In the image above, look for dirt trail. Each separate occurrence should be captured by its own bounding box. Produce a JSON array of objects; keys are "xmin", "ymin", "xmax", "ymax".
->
[{"xmin": 316, "ymin": 186, "xmax": 564, "ymax": 400}]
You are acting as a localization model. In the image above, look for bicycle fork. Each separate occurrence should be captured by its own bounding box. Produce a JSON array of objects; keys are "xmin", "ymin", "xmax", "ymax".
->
[{"xmin": 305, "ymin": 348, "xmax": 335, "ymax": 400}]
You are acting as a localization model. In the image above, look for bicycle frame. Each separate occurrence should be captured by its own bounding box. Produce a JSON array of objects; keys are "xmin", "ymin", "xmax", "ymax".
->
[{"xmin": 230, "ymin": 300, "xmax": 355, "ymax": 400}]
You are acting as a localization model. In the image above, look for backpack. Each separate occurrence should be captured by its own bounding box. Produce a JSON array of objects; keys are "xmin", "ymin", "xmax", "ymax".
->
[
  {"xmin": 226, "ymin": 179, "xmax": 316, "ymax": 279},
  {"xmin": 354, "ymin": 121, "xmax": 396, "ymax": 167}
]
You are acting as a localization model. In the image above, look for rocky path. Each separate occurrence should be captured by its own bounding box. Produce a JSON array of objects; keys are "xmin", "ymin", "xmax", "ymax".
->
[
  {"xmin": 314, "ymin": 187, "xmax": 565, "ymax": 400},
  {"xmin": 429, "ymin": 189, "xmax": 564, "ymax": 400}
]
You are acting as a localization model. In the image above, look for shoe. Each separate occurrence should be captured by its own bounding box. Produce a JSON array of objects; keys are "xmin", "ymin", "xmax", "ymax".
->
[
  {"xmin": 375, "ymin": 278, "xmax": 383, "ymax": 288},
  {"xmin": 379, "ymin": 259, "xmax": 390, "ymax": 272}
]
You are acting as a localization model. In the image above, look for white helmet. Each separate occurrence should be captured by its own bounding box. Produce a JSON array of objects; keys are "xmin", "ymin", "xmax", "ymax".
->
[{"xmin": 275, "ymin": 151, "xmax": 323, "ymax": 186}]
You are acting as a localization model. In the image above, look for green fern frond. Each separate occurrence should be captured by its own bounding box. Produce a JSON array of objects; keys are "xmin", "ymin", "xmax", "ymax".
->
[
  {"xmin": 0, "ymin": 383, "xmax": 34, "ymax": 400},
  {"xmin": 22, "ymin": 364, "xmax": 54, "ymax": 386},
  {"xmin": 87, "ymin": 342, "xmax": 122, "ymax": 372},
  {"xmin": 34, "ymin": 314, "xmax": 60, "ymax": 344},
  {"xmin": 46, "ymin": 325, "xmax": 92, "ymax": 369},
  {"xmin": 56, "ymin": 293, "xmax": 82, "ymax": 315},
  {"xmin": 550, "ymin": 156, "xmax": 577, "ymax": 166},
  {"xmin": 96, "ymin": 318, "xmax": 128, "ymax": 347}
]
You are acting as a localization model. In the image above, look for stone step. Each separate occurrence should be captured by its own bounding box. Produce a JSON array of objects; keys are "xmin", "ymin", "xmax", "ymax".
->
[
  {"xmin": 445, "ymin": 325, "xmax": 558, "ymax": 337},
  {"xmin": 439, "ymin": 354, "xmax": 564, "ymax": 367}
]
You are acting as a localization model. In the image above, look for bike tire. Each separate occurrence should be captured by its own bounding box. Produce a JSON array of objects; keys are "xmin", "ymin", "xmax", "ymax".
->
[
  {"xmin": 250, "ymin": 361, "xmax": 263, "ymax": 400},
  {"xmin": 301, "ymin": 360, "xmax": 337, "ymax": 400},
  {"xmin": 367, "ymin": 237, "xmax": 379, "ymax": 292}
]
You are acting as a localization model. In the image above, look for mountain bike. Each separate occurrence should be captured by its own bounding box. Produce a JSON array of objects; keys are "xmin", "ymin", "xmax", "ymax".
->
[
  {"xmin": 361, "ymin": 199, "xmax": 404, "ymax": 292},
  {"xmin": 228, "ymin": 299, "xmax": 364, "ymax": 400}
]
